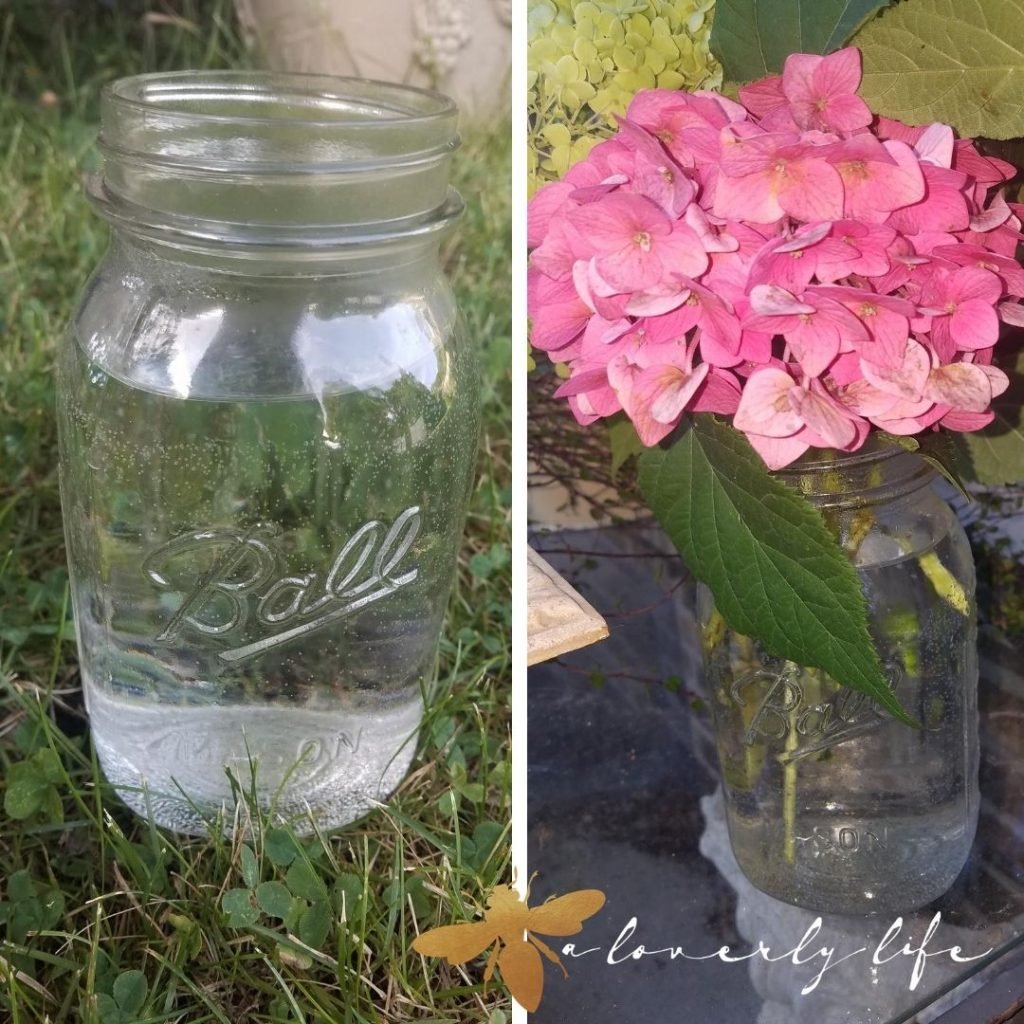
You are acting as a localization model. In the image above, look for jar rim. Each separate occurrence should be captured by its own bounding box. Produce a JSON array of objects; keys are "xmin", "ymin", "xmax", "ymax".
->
[
  {"xmin": 94, "ymin": 70, "xmax": 463, "ymax": 252},
  {"xmin": 103, "ymin": 70, "xmax": 457, "ymax": 132}
]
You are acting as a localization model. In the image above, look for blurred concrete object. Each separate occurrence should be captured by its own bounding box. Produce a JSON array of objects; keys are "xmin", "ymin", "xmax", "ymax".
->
[{"xmin": 234, "ymin": 0, "xmax": 510, "ymax": 119}]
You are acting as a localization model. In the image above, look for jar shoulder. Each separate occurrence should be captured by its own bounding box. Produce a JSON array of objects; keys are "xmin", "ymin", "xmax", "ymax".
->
[{"xmin": 69, "ymin": 245, "xmax": 468, "ymax": 401}]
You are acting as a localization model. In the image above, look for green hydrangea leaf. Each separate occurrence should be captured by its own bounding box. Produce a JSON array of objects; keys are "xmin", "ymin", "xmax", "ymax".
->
[
  {"xmin": 856, "ymin": 0, "xmax": 1024, "ymax": 139},
  {"xmin": 637, "ymin": 416, "xmax": 914, "ymax": 724},
  {"xmin": 711, "ymin": 0, "xmax": 895, "ymax": 80}
]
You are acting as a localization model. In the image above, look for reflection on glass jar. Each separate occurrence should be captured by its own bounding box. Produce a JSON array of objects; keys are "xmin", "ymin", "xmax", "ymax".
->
[
  {"xmin": 58, "ymin": 73, "xmax": 479, "ymax": 835},
  {"xmin": 698, "ymin": 443, "xmax": 979, "ymax": 914}
]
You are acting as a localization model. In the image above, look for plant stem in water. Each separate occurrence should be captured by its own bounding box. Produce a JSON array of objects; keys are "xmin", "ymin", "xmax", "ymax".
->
[{"xmin": 783, "ymin": 704, "xmax": 798, "ymax": 864}]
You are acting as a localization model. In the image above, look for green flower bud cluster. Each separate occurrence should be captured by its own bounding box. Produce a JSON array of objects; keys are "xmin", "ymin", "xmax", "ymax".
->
[{"xmin": 528, "ymin": 0, "xmax": 722, "ymax": 193}]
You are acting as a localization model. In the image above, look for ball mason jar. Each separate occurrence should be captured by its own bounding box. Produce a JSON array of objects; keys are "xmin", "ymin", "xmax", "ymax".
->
[
  {"xmin": 57, "ymin": 72, "xmax": 480, "ymax": 835},
  {"xmin": 698, "ymin": 444, "xmax": 979, "ymax": 914}
]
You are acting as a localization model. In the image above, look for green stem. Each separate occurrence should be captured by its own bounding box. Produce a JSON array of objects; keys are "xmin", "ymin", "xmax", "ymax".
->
[{"xmin": 783, "ymin": 701, "xmax": 798, "ymax": 864}]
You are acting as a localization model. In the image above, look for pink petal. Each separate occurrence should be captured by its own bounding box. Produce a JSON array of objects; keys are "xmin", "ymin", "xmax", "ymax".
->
[
  {"xmin": 749, "ymin": 284, "xmax": 816, "ymax": 316},
  {"xmin": 873, "ymin": 403, "xmax": 947, "ymax": 434},
  {"xmin": 593, "ymin": 246, "xmax": 662, "ymax": 293},
  {"xmin": 837, "ymin": 379, "xmax": 904, "ymax": 418},
  {"xmin": 913, "ymin": 123, "xmax": 954, "ymax": 168},
  {"xmin": 718, "ymin": 129, "xmax": 791, "ymax": 177},
  {"xmin": 778, "ymin": 159, "xmax": 845, "ymax": 221},
  {"xmin": 553, "ymin": 366, "xmax": 610, "ymax": 398},
  {"xmin": 698, "ymin": 326, "xmax": 763, "ymax": 369},
  {"xmin": 969, "ymin": 192, "xmax": 1011, "ymax": 233},
  {"xmin": 774, "ymin": 222, "xmax": 832, "ymax": 253},
  {"xmin": 789, "ymin": 320, "xmax": 840, "ymax": 378},
  {"xmin": 530, "ymin": 298, "xmax": 590, "ymax": 352},
  {"xmin": 978, "ymin": 362, "xmax": 1010, "ymax": 398},
  {"xmin": 878, "ymin": 140, "xmax": 928, "ymax": 207},
  {"xmin": 570, "ymin": 193, "xmax": 669, "ymax": 252},
  {"xmin": 530, "ymin": 222, "xmax": 577, "ymax": 280},
  {"xmin": 940, "ymin": 409, "xmax": 995, "ymax": 431},
  {"xmin": 734, "ymin": 367, "xmax": 802, "ymax": 436},
  {"xmin": 658, "ymin": 221, "xmax": 711, "ymax": 279},
  {"xmin": 528, "ymin": 181, "xmax": 575, "ymax": 248},
  {"xmin": 625, "ymin": 283, "xmax": 690, "ymax": 317},
  {"xmin": 580, "ymin": 314, "xmax": 633, "ymax": 352},
  {"xmin": 692, "ymin": 369, "xmax": 743, "ymax": 414},
  {"xmin": 823, "ymin": 93, "xmax": 873, "ymax": 133},
  {"xmin": 949, "ymin": 266, "xmax": 1003, "ymax": 304},
  {"xmin": 999, "ymin": 300, "xmax": 1024, "ymax": 326},
  {"xmin": 738, "ymin": 75, "xmax": 787, "ymax": 118},
  {"xmin": 929, "ymin": 318, "xmax": 957, "ymax": 363},
  {"xmin": 643, "ymin": 305, "xmax": 701, "ymax": 344},
  {"xmin": 637, "ymin": 362, "xmax": 711, "ymax": 424},
  {"xmin": 925, "ymin": 362, "xmax": 994, "ymax": 411},
  {"xmin": 875, "ymin": 117, "xmax": 925, "ymax": 145},
  {"xmin": 815, "ymin": 48, "xmax": 863, "ymax": 98},
  {"xmin": 865, "ymin": 307, "xmax": 912, "ymax": 368},
  {"xmin": 745, "ymin": 431, "xmax": 810, "ymax": 470},
  {"xmin": 950, "ymin": 300, "xmax": 1000, "ymax": 350},
  {"xmin": 788, "ymin": 385, "xmax": 857, "ymax": 448},
  {"xmin": 712, "ymin": 169, "xmax": 784, "ymax": 224},
  {"xmin": 782, "ymin": 53, "xmax": 822, "ymax": 107},
  {"xmin": 859, "ymin": 337, "xmax": 931, "ymax": 400},
  {"xmin": 568, "ymin": 178, "xmax": 629, "ymax": 204},
  {"xmin": 606, "ymin": 352, "xmax": 638, "ymax": 394},
  {"xmin": 684, "ymin": 203, "xmax": 739, "ymax": 253}
]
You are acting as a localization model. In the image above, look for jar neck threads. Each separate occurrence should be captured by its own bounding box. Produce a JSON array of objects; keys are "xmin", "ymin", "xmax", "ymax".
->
[
  {"xmin": 776, "ymin": 439, "xmax": 936, "ymax": 510},
  {"xmin": 89, "ymin": 71, "xmax": 463, "ymax": 258}
]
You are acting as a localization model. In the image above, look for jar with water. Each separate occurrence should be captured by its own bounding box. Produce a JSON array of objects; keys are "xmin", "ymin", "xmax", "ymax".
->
[
  {"xmin": 57, "ymin": 73, "xmax": 479, "ymax": 835},
  {"xmin": 698, "ymin": 443, "xmax": 979, "ymax": 914}
]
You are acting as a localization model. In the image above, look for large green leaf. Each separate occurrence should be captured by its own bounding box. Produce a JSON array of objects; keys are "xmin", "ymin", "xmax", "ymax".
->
[
  {"xmin": 954, "ymin": 339, "xmax": 1024, "ymax": 484},
  {"xmin": 857, "ymin": 0, "xmax": 1024, "ymax": 139},
  {"xmin": 637, "ymin": 416, "xmax": 912, "ymax": 723},
  {"xmin": 711, "ymin": 0, "xmax": 894, "ymax": 81}
]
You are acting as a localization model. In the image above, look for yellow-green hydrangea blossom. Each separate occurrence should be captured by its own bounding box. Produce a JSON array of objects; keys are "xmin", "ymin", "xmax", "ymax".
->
[{"xmin": 528, "ymin": 0, "xmax": 722, "ymax": 194}]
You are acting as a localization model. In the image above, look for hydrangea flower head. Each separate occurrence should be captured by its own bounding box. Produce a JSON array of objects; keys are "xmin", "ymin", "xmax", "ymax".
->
[{"xmin": 528, "ymin": 47, "xmax": 1022, "ymax": 469}]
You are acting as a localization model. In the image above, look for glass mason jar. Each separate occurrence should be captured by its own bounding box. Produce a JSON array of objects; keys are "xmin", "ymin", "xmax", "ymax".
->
[
  {"xmin": 57, "ymin": 73, "xmax": 480, "ymax": 835},
  {"xmin": 698, "ymin": 443, "xmax": 979, "ymax": 914}
]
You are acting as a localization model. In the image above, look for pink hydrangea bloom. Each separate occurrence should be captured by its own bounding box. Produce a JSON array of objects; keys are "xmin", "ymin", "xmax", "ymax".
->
[
  {"xmin": 782, "ymin": 49, "xmax": 873, "ymax": 135},
  {"xmin": 528, "ymin": 46, "xmax": 1024, "ymax": 469}
]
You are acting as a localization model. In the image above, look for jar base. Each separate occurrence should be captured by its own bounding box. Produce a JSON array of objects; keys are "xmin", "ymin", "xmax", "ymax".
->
[
  {"xmin": 727, "ymin": 808, "xmax": 979, "ymax": 916},
  {"xmin": 97, "ymin": 769, "xmax": 413, "ymax": 837},
  {"xmin": 86, "ymin": 684, "xmax": 422, "ymax": 836}
]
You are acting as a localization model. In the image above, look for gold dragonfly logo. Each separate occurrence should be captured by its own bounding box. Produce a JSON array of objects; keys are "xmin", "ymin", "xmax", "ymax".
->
[{"xmin": 413, "ymin": 883, "xmax": 606, "ymax": 1011}]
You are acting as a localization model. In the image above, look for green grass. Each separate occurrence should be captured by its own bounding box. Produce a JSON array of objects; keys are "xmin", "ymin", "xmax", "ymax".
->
[{"xmin": 0, "ymin": 5, "xmax": 511, "ymax": 1022}]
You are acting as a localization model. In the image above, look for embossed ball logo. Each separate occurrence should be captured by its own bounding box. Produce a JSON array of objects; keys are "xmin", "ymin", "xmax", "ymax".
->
[
  {"xmin": 141, "ymin": 506, "xmax": 421, "ymax": 663},
  {"xmin": 729, "ymin": 660, "xmax": 906, "ymax": 759}
]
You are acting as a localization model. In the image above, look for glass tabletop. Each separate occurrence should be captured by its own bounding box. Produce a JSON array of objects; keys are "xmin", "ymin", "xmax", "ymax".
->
[{"xmin": 527, "ymin": 521, "xmax": 1024, "ymax": 1024}]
